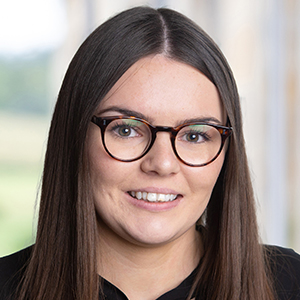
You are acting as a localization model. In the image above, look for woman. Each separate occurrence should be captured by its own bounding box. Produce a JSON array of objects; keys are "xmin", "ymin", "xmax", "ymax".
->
[{"xmin": 1, "ymin": 6, "xmax": 300, "ymax": 300}]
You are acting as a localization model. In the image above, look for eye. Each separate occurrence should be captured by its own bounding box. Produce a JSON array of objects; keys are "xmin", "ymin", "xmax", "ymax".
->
[
  {"xmin": 118, "ymin": 126, "xmax": 130, "ymax": 136},
  {"xmin": 185, "ymin": 132, "xmax": 205, "ymax": 143},
  {"xmin": 178, "ymin": 125, "xmax": 211, "ymax": 144},
  {"xmin": 107, "ymin": 119, "xmax": 147, "ymax": 140},
  {"xmin": 112, "ymin": 124, "xmax": 139, "ymax": 138}
]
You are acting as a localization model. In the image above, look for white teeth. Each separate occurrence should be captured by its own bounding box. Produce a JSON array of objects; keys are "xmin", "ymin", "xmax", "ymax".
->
[
  {"xmin": 158, "ymin": 194, "xmax": 165, "ymax": 201},
  {"xmin": 129, "ymin": 191, "xmax": 178, "ymax": 202},
  {"xmin": 147, "ymin": 193, "xmax": 157, "ymax": 202}
]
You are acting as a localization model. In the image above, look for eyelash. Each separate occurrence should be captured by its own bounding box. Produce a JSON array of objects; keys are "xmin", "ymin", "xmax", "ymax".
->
[
  {"xmin": 179, "ymin": 129, "xmax": 211, "ymax": 143},
  {"xmin": 109, "ymin": 122, "xmax": 141, "ymax": 138}
]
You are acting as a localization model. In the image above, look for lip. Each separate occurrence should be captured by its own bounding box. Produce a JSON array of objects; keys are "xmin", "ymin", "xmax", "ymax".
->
[
  {"xmin": 128, "ymin": 187, "xmax": 181, "ymax": 195},
  {"xmin": 126, "ymin": 187, "xmax": 183, "ymax": 212}
]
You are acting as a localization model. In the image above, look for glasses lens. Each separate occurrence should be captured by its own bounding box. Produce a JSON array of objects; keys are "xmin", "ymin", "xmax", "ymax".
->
[
  {"xmin": 104, "ymin": 118, "xmax": 151, "ymax": 161},
  {"xmin": 175, "ymin": 124, "xmax": 222, "ymax": 165}
]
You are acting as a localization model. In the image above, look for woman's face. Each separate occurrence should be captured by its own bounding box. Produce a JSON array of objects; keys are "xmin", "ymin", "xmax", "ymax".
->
[{"xmin": 87, "ymin": 55, "xmax": 226, "ymax": 247}]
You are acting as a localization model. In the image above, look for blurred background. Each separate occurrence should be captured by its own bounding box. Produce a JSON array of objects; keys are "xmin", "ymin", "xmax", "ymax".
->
[{"xmin": 0, "ymin": 0, "xmax": 299, "ymax": 256}]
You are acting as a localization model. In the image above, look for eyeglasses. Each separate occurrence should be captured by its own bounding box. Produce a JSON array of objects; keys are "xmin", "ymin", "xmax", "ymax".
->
[{"xmin": 91, "ymin": 116, "xmax": 232, "ymax": 167}]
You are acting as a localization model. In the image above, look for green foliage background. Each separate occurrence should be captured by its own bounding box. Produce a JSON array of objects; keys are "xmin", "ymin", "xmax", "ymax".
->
[
  {"xmin": 0, "ymin": 53, "xmax": 52, "ymax": 257},
  {"xmin": 0, "ymin": 54, "xmax": 51, "ymax": 113}
]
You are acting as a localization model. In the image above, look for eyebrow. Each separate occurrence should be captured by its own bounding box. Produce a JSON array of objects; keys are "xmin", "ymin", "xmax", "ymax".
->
[
  {"xmin": 98, "ymin": 106, "xmax": 222, "ymax": 126},
  {"xmin": 180, "ymin": 117, "xmax": 222, "ymax": 125},
  {"xmin": 98, "ymin": 107, "xmax": 152, "ymax": 122}
]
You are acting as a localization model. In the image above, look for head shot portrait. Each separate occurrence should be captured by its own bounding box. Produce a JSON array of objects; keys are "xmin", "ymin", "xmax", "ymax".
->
[{"xmin": 0, "ymin": 4, "xmax": 300, "ymax": 300}]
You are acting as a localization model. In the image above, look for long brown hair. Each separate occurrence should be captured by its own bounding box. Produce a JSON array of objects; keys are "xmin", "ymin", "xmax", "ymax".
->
[{"xmin": 16, "ymin": 6, "xmax": 275, "ymax": 300}]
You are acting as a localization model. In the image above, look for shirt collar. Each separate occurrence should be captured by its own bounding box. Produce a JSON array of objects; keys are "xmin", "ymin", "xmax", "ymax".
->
[{"xmin": 100, "ymin": 265, "xmax": 199, "ymax": 300}]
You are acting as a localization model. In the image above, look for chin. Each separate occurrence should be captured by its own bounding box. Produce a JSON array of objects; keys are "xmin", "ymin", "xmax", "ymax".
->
[
  {"xmin": 128, "ymin": 233, "xmax": 179, "ymax": 247},
  {"xmin": 122, "ymin": 222, "xmax": 190, "ymax": 247}
]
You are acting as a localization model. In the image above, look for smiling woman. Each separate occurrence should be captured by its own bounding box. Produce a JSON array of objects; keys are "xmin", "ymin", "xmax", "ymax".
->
[
  {"xmin": 0, "ymin": 6, "xmax": 300, "ymax": 300},
  {"xmin": 88, "ymin": 56, "xmax": 227, "ymax": 252}
]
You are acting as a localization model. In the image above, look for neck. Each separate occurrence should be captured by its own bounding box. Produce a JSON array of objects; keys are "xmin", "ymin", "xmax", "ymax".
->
[{"xmin": 96, "ymin": 223, "xmax": 202, "ymax": 300}]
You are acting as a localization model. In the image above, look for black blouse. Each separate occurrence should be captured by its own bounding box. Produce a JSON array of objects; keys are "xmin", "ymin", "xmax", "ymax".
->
[
  {"xmin": 101, "ymin": 267, "xmax": 197, "ymax": 300},
  {"xmin": 1, "ymin": 245, "xmax": 300, "ymax": 299}
]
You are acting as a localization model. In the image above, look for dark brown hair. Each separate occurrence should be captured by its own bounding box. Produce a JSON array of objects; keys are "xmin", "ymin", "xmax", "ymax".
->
[{"xmin": 16, "ymin": 6, "xmax": 275, "ymax": 300}]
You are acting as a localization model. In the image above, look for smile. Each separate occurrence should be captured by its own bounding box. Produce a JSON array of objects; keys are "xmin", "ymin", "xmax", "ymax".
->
[{"xmin": 129, "ymin": 191, "xmax": 178, "ymax": 202}]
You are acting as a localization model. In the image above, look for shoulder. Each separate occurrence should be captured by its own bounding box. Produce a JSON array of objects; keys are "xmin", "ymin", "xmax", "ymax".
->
[
  {"xmin": 0, "ymin": 246, "xmax": 33, "ymax": 299},
  {"xmin": 264, "ymin": 245, "xmax": 300, "ymax": 299}
]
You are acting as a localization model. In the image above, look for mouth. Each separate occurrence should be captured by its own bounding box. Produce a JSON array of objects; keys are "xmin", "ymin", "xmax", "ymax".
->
[{"xmin": 128, "ymin": 191, "xmax": 178, "ymax": 202}]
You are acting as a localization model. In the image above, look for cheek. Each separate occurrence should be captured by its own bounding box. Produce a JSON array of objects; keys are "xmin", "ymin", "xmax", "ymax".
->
[
  {"xmin": 87, "ymin": 133, "xmax": 132, "ymax": 205},
  {"xmin": 89, "ymin": 155, "xmax": 118, "ymax": 197},
  {"xmin": 88, "ymin": 127, "xmax": 116, "ymax": 185},
  {"xmin": 89, "ymin": 156, "xmax": 120, "ymax": 222},
  {"xmin": 87, "ymin": 128, "xmax": 112, "ymax": 196},
  {"xmin": 188, "ymin": 153, "xmax": 224, "ymax": 199}
]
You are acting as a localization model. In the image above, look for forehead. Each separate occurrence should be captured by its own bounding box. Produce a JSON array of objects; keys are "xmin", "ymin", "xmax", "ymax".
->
[{"xmin": 98, "ymin": 55, "xmax": 224, "ymax": 125}]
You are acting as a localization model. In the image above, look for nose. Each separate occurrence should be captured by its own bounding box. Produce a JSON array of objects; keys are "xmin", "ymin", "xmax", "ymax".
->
[{"xmin": 140, "ymin": 132, "xmax": 180, "ymax": 176}]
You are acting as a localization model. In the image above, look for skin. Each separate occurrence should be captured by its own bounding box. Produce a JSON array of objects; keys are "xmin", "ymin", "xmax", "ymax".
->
[{"xmin": 87, "ymin": 55, "xmax": 226, "ymax": 300}]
